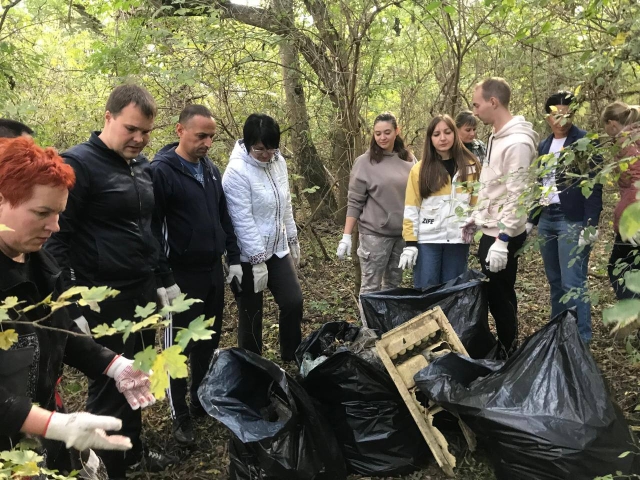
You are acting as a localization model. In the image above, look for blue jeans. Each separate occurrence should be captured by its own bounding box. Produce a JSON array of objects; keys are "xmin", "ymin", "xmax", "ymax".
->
[
  {"xmin": 414, "ymin": 243, "xmax": 469, "ymax": 289},
  {"xmin": 538, "ymin": 205, "xmax": 592, "ymax": 342}
]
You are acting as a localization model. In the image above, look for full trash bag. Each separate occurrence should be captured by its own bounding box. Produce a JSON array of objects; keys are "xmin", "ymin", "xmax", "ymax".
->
[
  {"xmin": 295, "ymin": 322, "xmax": 430, "ymax": 476},
  {"xmin": 197, "ymin": 348, "xmax": 347, "ymax": 480},
  {"xmin": 360, "ymin": 269, "xmax": 496, "ymax": 358},
  {"xmin": 414, "ymin": 310, "xmax": 640, "ymax": 479}
]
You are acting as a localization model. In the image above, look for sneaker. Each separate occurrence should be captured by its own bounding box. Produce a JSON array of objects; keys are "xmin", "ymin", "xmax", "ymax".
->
[
  {"xmin": 173, "ymin": 414, "xmax": 195, "ymax": 446},
  {"xmin": 128, "ymin": 449, "xmax": 177, "ymax": 473}
]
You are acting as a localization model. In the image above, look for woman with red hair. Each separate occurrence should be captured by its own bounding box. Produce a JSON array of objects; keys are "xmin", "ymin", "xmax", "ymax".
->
[{"xmin": 0, "ymin": 137, "xmax": 154, "ymax": 476}]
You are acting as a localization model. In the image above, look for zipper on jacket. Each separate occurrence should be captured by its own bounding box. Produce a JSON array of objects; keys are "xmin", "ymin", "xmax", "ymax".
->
[{"xmin": 129, "ymin": 163, "xmax": 143, "ymax": 230}]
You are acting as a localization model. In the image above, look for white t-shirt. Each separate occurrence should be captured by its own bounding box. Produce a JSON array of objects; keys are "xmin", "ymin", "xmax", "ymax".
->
[{"xmin": 541, "ymin": 137, "xmax": 566, "ymax": 205}]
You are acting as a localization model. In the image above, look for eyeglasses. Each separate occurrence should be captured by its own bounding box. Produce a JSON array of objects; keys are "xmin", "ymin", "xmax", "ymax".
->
[{"xmin": 251, "ymin": 147, "xmax": 277, "ymax": 156}]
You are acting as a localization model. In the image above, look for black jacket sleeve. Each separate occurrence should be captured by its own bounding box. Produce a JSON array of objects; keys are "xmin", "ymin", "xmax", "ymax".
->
[
  {"xmin": 0, "ymin": 387, "xmax": 32, "ymax": 436},
  {"xmin": 63, "ymin": 323, "xmax": 117, "ymax": 379},
  {"xmin": 150, "ymin": 164, "xmax": 176, "ymax": 288},
  {"xmin": 44, "ymin": 153, "xmax": 89, "ymax": 289},
  {"xmin": 214, "ymin": 165, "xmax": 241, "ymax": 265}
]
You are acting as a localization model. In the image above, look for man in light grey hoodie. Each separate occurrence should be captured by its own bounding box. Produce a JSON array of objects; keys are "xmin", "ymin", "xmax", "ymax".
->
[{"xmin": 463, "ymin": 77, "xmax": 539, "ymax": 357}]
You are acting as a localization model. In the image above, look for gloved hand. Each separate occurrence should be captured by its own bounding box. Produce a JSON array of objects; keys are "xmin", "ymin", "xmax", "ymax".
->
[
  {"xmin": 74, "ymin": 316, "xmax": 91, "ymax": 335},
  {"xmin": 485, "ymin": 239, "xmax": 509, "ymax": 273},
  {"xmin": 105, "ymin": 356, "xmax": 155, "ymax": 410},
  {"xmin": 336, "ymin": 234, "xmax": 352, "ymax": 260},
  {"xmin": 289, "ymin": 242, "xmax": 301, "ymax": 268},
  {"xmin": 165, "ymin": 284, "xmax": 181, "ymax": 304},
  {"xmin": 398, "ymin": 246, "xmax": 418, "ymax": 270},
  {"xmin": 526, "ymin": 222, "xmax": 534, "ymax": 235},
  {"xmin": 461, "ymin": 219, "xmax": 477, "ymax": 244},
  {"xmin": 43, "ymin": 412, "xmax": 132, "ymax": 451},
  {"xmin": 578, "ymin": 228, "xmax": 599, "ymax": 248},
  {"xmin": 156, "ymin": 287, "xmax": 169, "ymax": 309},
  {"xmin": 226, "ymin": 264, "xmax": 243, "ymax": 284},
  {"xmin": 252, "ymin": 263, "xmax": 268, "ymax": 293}
]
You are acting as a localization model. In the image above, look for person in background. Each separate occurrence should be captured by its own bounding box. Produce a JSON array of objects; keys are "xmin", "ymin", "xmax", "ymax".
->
[
  {"xmin": 601, "ymin": 101, "xmax": 640, "ymax": 301},
  {"xmin": 45, "ymin": 84, "xmax": 176, "ymax": 477},
  {"xmin": 0, "ymin": 118, "xmax": 34, "ymax": 138},
  {"xmin": 399, "ymin": 114, "xmax": 480, "ymax": 288},
  {"xmin": 463, "ymin": 77, "xmax": 538, "ymax": 357},
  {"xmin": 222, "ymin": 114, "xmax": 302, "ymax": 361},
  {"xmin": 152, "ymin": 105, "xmax": 241, "ymax": 446},
  {"xmin": 526, "ymin": 91, "xmax": 603, "ymax": 344},
  {"xmin": 455, "ymin": 110, "xmax": 486, "ymax": 163},
  {"xmin": 0, "ymin": 137, "xmax": 154, "ymax": 477},
  {"xmin": 336, "ymin": 112, "xmax": 416, "ymax": 302}
]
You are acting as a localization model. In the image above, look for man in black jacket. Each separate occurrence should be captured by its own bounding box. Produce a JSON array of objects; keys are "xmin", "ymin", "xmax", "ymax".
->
[
  {"xmin": 45, "ymin": 84, "xmax": 178, "ymax": 477},
  {"xmin": 152, "ymin": 105, "xmax": 241, "ymax": 445},
  {"xmin": 527, "ymin": 91, "xmax": 603, "ymax": 344}
]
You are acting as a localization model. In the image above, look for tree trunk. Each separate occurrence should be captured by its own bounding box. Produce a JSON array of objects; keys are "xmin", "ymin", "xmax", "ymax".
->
[{"xmin": 278, "ymin": 33, "xmax": 337, "ymax": 219}]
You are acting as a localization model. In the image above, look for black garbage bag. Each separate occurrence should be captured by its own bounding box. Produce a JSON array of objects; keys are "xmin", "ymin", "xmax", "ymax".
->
[
  {"xmin": 197, "ymin": 348, "xmax": 347, "ymax": 480},
  {"xmin": 414, "ymin": 310, "xmax": 640, "ymax": 479},
  {"xmin": 295, "ymin": 322, "xmax": 430, "ymax": 476},
  {"xmin": 360, "ymin": 269, "xmax": 496, "ymax": 358}
]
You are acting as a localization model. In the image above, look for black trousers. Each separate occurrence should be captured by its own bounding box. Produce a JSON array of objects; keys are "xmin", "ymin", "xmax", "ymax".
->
[
  {"xmin": 83, "ymin": 276, "xmax": 156, "ymax": 478},
  {"xmin": 478, "ymin": 232, "xmax": 527, "ymax": 355},
  {"xmin": 237, "ymin": 254, "xmax": 303, "ymax": 361},
  {"xmin": 608, "ymin": 234, "xmax": 640, "ymax": 300},
  {"xmin": 165, "ymin": 263, "xmax": 224, "ymax": 419}
]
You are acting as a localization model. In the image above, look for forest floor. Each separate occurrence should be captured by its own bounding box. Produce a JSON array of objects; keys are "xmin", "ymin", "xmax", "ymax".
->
[{"xmin": 62, "ymin": 191, "xmax": 639, "ymax": 480}]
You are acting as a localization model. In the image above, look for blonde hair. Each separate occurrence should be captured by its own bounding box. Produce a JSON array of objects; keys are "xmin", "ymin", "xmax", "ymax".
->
[{"xmin": 601, "ymin": 101, "xmax": 640, "ymax": 126}]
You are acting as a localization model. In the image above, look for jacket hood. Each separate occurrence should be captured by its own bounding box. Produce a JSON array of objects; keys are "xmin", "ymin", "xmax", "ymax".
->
[
  {"xmin": 494, "ymin": 115, "xmax": 539, "ymax": 144},
  {"xmin": 155, "ymin": 142, "xmax": 180, "ymax": 162},
  {"xmin": 230, "ymin": 140, "xmax": 281, "ymax": 169}
]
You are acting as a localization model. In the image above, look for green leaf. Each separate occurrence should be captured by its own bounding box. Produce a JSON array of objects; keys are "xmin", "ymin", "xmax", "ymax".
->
[
  {"xmin": 133, "ymin": 345, "xmax": 157, "ymax": 373},
  {"xmin": 134, "ymin": 302, "xmax": 157, "ymax": 319},
  {"xmin": 619, "ymin": 202, "xmax": 640, "ymax": 243},
  {"xmin": 0, "ymin": 224, "xmax": 14, "ymax": 231},
  {"xmin": 91, "ymin": 323, "xmax": 117, "ymax": 338},
  {"xmin": 149, "ymin": 345, "xmax": 188, "ymax": 398},
  {"xmin": 443, "ymin": 5, "xmax": 456, "ymax": 15},
  {"xmin": 0, "ymin": 329, "xmax": 18, "ymax": 350},
  {"xmin": 57, "ymin": 286, "xmax": 90, "ymax": 302},
  {"xmin": 174, "ymin": 315, "xmax": 215, "ymax": 350},
  {"xmin": 425, "ymin": 0, "xmax": 441, "ymax": 12},
  {"xmin": 624, "ymin": 270, "xmax": 640, "ymax": 294},
  {"xmin": 158, "ymin": 294, "xmax": 202, "ymax": 316},
  {"xmin": 130, "ymin": 314, "xmax": 162, "ymax": 333},
  {"xmin": 618, "ymin": 451, "xmax": 630, "ymax": 458},
  {"xmin": 1, "ymin": 297, "xmax": 22, "ymax": 309},
  {"xmin": 602, "ymin": 299, "xmax": 640, "ymax": 326}
]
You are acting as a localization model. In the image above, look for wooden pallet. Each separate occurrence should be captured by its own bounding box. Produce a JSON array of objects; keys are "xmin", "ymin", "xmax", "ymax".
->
[{"xmin": 375, "ymin": 306, "xmax": 470, "ymax": 478}]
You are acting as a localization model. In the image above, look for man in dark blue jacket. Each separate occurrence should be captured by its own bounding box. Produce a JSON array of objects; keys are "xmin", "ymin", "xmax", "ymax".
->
[
  {"xmin": 527, "ymin": 91, "xmax": 603, "ymax": 343},
  {"xmin": 151, "ymin": 105, "xmax": 241, "ymax": 446}
]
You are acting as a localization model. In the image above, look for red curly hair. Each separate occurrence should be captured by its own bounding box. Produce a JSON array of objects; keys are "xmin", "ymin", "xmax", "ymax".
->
[{"xmin": 0, "ymin": 137, "xmax": 75, "ymax": 206}]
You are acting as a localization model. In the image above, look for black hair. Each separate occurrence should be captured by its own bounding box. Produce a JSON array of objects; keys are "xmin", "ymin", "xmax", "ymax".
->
[
  {"xmin": 454, "ymin": 110, "xmax": 477, "ymax": 129},
  {"xmin": 0, "ymin": 119, "xmax": 34, "ymax": 138},
  {"xmin": 368, "ymin": 112, "xmax": 410, "ymax": 163},
  {"xmin": 243, "ymin": 113, "xmax": 280, "ymax": 150},
  {"xmin": 544, "ymin": 91, "xmax": 575, "ymax": 114},
  {"xmin": 179, "ymin": 105, "xmax": 213, "ymax": 124},
  {"xmin": 106, "ymin": 84, "xmax": 157, "ymax": 119}
]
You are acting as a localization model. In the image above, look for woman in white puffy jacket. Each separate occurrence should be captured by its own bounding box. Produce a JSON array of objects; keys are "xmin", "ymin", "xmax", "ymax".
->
[{"xmin": 221, "ymin": 114, "xmax": 302, "ymax": 361}]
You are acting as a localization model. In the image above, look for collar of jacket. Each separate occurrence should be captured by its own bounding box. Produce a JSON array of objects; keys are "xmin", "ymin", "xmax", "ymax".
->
[
  {"xmin": 154, "ymin": 142, "xmax": 215, "ymax": 177},
  {"xmin": 0, "ymin": 249, "xmax": 60, "ymax": 293},
  {"xmin": 88, "ymin": 131, "xmax": 146, "ymax": 166}
]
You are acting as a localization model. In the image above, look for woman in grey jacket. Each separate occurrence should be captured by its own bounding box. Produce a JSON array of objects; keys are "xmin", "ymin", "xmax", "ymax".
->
[
  {"xmin": 222, "ymin": 114, "xmax": 302, "ymax": 361},
  {"xmin": 336, "ymin": 112, "xmax": 416, "ymax": 299}
]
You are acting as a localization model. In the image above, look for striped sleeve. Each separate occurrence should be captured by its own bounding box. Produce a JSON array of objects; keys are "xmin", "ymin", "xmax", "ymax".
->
[{"xmin": 403, "ymin": 163, "xmax": 422, "ymax": 244}]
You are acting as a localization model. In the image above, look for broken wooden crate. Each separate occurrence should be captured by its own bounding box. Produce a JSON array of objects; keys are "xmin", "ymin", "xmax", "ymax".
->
[{"xmin": 375, "ymin": 306, "xmax": 471, "ymax": 477}]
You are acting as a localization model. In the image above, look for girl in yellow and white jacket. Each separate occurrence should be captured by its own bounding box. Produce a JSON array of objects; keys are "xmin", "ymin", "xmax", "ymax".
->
[{"xmin": 399, "ymin": 114, "xmax": 481, "ymax": 288}]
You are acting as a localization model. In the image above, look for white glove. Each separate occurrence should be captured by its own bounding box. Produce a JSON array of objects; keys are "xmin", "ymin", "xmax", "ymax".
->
[
  {"xmin": 226, "ymin": 264, "xmax": 243, "ymax": 284},
  {"xmin": 336, "ymin": 234, "xmax": 352, "ymax": 260},
  {"xmin": 74, "ymin": 316, "xmax": 91, "ymax": 335},
  {"xmin": 252, "ymin": 262, "xmax": 268, "ymax": 293},
  {"xmin": 105, "ymin": 356, "xmax": 155, "ymax": 410},
  {"xmin": 156, "ymin": 287, "xmax": 169, "ymax": 309},
  {"xmin": 165, "ymin": 284, "xmax": 181, "ymax": 304},
  {"xmin": 578, "ymin": 228, "xmax": 599, "ymax": 248},
  {"xmin": 485, "ymin": 239, "xmax": 509, "ymax": 273},
  {"xmin": 461, "ymin": 219, "xmax": 477, "ymax": 244},
  {"xmin": 398, "ymin": 246, "xmax": 418, "ymax": 270},
  {"xmin": 289, "ymin": 242, "xmax": 301, "ymax": 268},
  {"xmin": 44, "ymin": 412, "xmax": 132, "ymax": 451},
  {"xmin": 526, "ymin": 222, "xmax": 534, "ymax": 235}
]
